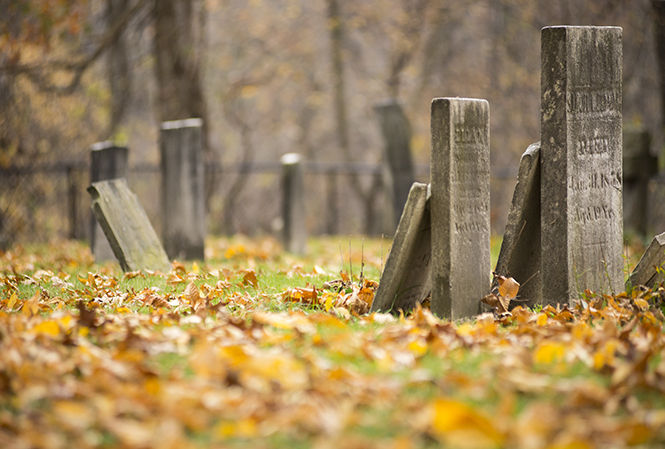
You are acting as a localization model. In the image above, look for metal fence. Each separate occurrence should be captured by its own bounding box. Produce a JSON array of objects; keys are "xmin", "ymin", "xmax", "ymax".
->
[{"xmin": 0, "ymin": 160, "xmax": 515, "ymax": 247}]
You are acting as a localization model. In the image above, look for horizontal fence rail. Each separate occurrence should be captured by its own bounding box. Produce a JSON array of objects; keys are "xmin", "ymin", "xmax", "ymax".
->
[{"xmin": 0, "ymin": 159, "xmax": 517, "ymax": 247}]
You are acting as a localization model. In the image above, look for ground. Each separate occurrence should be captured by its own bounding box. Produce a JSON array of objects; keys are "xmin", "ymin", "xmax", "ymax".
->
[{"xmin": 0, "ymin": 236, "xmax": 663, "ymax": 449}]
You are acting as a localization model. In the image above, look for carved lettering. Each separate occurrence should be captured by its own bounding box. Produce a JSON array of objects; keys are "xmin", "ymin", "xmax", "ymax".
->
[
  {"xmin": 454, "ymin": 123, "xmax": 487, "ymax": 145},
  {"xmin": 575, "ymin": 136, "xmax": 611, "ymax": 156},
  {"xmin": 567, "ymin": 87, "xmax": 621, "ymax": 115},
  {"xmin": 574, "ymin": 204, "xmax": 616, "ymax": 224},
  {"xmin": 570, "ymin": 170, "xmax": 621, "ymax": 192},
  {"xmin": 454, "ymin": 221, "xmax": 487, "ymax": 233}
]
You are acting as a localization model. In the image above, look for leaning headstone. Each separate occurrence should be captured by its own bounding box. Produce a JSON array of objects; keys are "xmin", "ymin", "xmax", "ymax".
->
[
  {"xmin": 374, "ymin": 100, "xmax": 415, "ymax": 229},
  {"xmin": 431, "ymin": 98, "xmax": 491, "ymax": 318},
  {"xmin": 627, "ymin": 232, "xmax": 665, "ymax": 288},
  {"xmin": 623, "ymin": 127, "xmax": 656, "ymax": 235},
  {"xmin": 281, "ymin": 153, "xmax": 307, "ymax": 254},
  {"xmin": 88, "ymin": 179, "xmax": 170, "ymax": 273},
  {"xmin": 371, "ymin": 182, "xmax": 431, "ymax": 314},
  {"xmin": 494, "ymin": 142, "xmax": 541, "ymax": 304},
  {"xmin": 89, "ymin": 142, "xmax": 128, "ymax": 263},
  {"xmin": 160, "ymin": 118, "xmax": 206, "ymax": 260},
  {"xmin": 540, "ymin": 26, "xmax": 623, "ymax": 304}
]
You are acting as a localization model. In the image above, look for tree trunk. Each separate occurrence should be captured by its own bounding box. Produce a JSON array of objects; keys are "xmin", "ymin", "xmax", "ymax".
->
[
  {"xmin": 654, "ymin": 0, "xmax": 665, "ymax": 136},
  {"xmin": 106, "ymin": 0, "xmax": 132, "ymax": 137},
  {"xmin": 326, "ymin": 0, "xmax": 380, "ymax": 234},
  {"xmin": 152, "ymin": 0, "xmax": 209, "ymax": 152}
]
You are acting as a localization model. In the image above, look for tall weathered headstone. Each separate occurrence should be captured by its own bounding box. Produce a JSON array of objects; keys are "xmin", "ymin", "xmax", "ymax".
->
[
  {"xmin": 281, "ymin": 153, "xmax": 307, "ymax": 254},
  {"xmin": 623, "ymin": 127, "xmax": 656, "ymax": 235},
  {"xmin": 371, "ymin": 182, "xmax": 431, "ymax": 314},
  {"xmin": 89, "ymin": 142, "xmax": 128, "ymax": 262},
  {"xmin": 540, "ymin": 26, "xmax": 623, "ymax": 304},
  {"xmin": 374, "ymin": 100, "xmax": 415, "ymax": 229},
  {"xmin": 494, "ymin": 142, "xmax": 541, "ymax": 304},
  {"xmin": 160, "ymin": 118, "xmax": 206, "ymax": 260},
  {"xmin": 88, "ymin": 179, "xmax": 171, "ymax": 273},
  {"xmin": 431, "ymin": 98, "xmax": 491, "ymax": 318}
]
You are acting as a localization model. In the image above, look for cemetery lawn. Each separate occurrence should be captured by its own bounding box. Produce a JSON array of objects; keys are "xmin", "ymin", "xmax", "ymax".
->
[{"xmin": 1, "ymin": 236, "xmax": 664, "ymax": 449}]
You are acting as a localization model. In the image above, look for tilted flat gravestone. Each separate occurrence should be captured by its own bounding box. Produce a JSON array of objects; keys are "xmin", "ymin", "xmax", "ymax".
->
[
  {"xmin": 374, "ymin": 100, "xmax": 416, "ymax": 230},
  {"xmin": 627, "ymin": 232, "xmax": 665, "ymax": 288},
  {"xmin": 160, "ymin": 118, "xmax": 206, "ymax": 260},
  {"xmin": 431, "ymin": 98, "xmax": 491, "ymax": 318},
  {"xmin": 540, "ymin": 26, "xmax": 623, "ymax": 304},
  {"xmin": 623, "ymin": 127, "xmax": 656, "ymax": 235},
  {"xmin": 89, "ymin": 142, "xmax": 128, "ymax": 263},
  {"xmin": 88, "ymin": 179, "xmax": 171, "ymax": 273},
  {"xmin": 281, "ymin": 153, "xmax": 307, "ymax": 254},
  {"xmin": 370, "ymin": 182, "xmax": 431, "ymax": 314},
  {"xmin": 494, "ymin": 142, "xmax": 541, "ymax": 304}
]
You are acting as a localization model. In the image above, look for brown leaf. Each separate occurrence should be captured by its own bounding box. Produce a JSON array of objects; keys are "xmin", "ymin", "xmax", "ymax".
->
[{"xmin": 497, "ymin": 275, "xmax": 520, "ymax": 300}]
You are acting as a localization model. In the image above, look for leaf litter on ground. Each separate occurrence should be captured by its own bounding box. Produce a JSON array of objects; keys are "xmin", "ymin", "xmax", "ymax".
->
[{"xmin": 0, "ymin": 236, "xmax": 664, "ymax": 448}]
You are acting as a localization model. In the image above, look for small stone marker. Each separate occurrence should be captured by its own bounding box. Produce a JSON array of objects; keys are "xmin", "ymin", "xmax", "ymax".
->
[
  {"xmin": 374, "ymin": 100, "xmax": 415, "ymax": 229},
  {"xmin": 88, "ymin": 179, "xmax": 170, "ymax": 273},
  {"xmin": 431, "ymin": 98, "xmax": 491, "ymax": 318},
  {"xmin": 628, "ymin": 232, "xmax": 665, "ymax": 288},
  {"xmin": 89, "ymin": 142, "xmax": 128, "ymax": 263},
  {"xmin": 160, "ymin": 118, "xmax": 206, "ymax": 260},
  {"xmin": 494, "ymin": 142, "xmax": 541, "ymax": 304},
  {"xmin": 370, "ymin": 182, "xmax": 431, "ymax": 314},
  {"xmin": 623, "ymin": 127, "xmax": 656, "ymax": 235},
  {"xmin": 540, "ymin": 26, "xmax": 623, "ymax": 304},
  {"xmin": 281, "ymin": 153, "xmax": 307, "ymax": 254}
]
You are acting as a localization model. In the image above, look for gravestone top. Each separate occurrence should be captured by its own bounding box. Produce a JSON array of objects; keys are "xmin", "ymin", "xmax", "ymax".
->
[
  {"xmin": 431, "ymin": 97, "xmax": 490, "ymax": 318},
  {"xmin": 281, "ymin": 153, "xmax": 302, "ymax": 165},
  {"xmin": 91, "ymin": 141, "xmax": 118, "ymax": 152},
  {"xmin": 88, "ymin": 179, "xmax": 171, "ymax": 273},
  {"xmin": 540, "ymin": 26, "xmax": 623, "ymax": 304},
  {"xmin": 160, "ymin": 118, "xmax": 203, "ymax": 130},
  {"xmin": 371, "ymin": 182, "xmax": 431, "ymax": 314}
]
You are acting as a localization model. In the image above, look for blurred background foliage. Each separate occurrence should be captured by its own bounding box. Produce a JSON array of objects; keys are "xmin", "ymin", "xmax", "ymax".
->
[{"xmin": 0, "ymin": 0, "xmax": 662, "ymax": 247}]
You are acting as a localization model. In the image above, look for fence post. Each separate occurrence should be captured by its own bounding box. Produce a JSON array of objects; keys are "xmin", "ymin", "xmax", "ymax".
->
[
  {"xmin": 160, "ymin": 118, "xmax": 206, "ymax": 260},
  {"xmin": 89, "ymin": 142, "xmax": 129, "ymax": 261},
  {"xmin": 66, "ymin": 165, "xmax": 78, "ymax": 239},
  {"xmin": 325, "ymin": 173, "xmax": 338, "ymax": 235},
  {"xmin": 281, "ymin": 153, "xmax": 306, "ymax": 253}
]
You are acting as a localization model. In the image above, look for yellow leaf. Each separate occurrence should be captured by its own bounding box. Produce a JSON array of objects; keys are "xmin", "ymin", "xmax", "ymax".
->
[
  {"xmin": 536, "ymin": 313, "xmax": 548, "ymax": 326},
  {"xmin": 634, "ymin": 297, "xmax": 649, "ymax": 311},
  {"xmin": 533, "ymin": 341, "xmax": 566, "ymax": 365},
  {"xmin": 431, "ymin": 398, "xmax": 504, "ymax": 447},
  {"xmin": 192, "ymin": 262, "xmax": 200, "ymax": 274},
  {"xmin": 324, "ymin": 293, "xmax": 334, "ymax": 312},
  {"xmin": 6, "ymin": 292, "xmax": 17, "ymax": 309},
  {"xmin": 407, "ymin": 339, "xmax": 428, "ymax": 357},
  {"xmin": 31, "ymin": 320, "xmax": 60, "ymax": 337}
]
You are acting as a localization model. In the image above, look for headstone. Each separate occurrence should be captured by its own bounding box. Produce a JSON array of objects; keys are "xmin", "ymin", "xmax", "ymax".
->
[
  {"xmin": 160, "ymin": 118, "xmax": 206, "ymax": 260},
  {"xmin": 370, "ymin": 182, "xmax": 431, "ymax": 314},
  {"xmin": 623, "ymin": 127, "xmax": 656, "ymax": 235},
  {"xmin": 540, "ymin": 26, "xmax": 623, "ymax": 304},
  {"xmin": 431, "ymin": 98, "xmax": 491, "ymax": 319},
  {"xmin": 374, "ymin": 100, "xmax": 415, "ymax": 229},
  {"xmin": 281, "ymin": 153, "xmax": 307, "ymax": 254},
  {"xmin": 627, "ymin": 232, "xmax": 665, "ymax": 288},
  {"xmin": 88, "ymin": 179, "xmax": 170, "ymax": 273},
  {"xmin": 647, "ymin": 176, "xmax": 665, "ymax": 237},
  {"xmin": 89, "ymin": 142, "xmax": 128, "ymax": 262},
  {"xmin": 494, "ymin": 142, "xmax": 541, "ymax": 304}
]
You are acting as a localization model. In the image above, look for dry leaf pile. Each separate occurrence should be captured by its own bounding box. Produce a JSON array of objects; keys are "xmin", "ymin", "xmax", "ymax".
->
[{"xmin": 0, "ymin": 241, "xmax": 664, "ymax": 449}]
